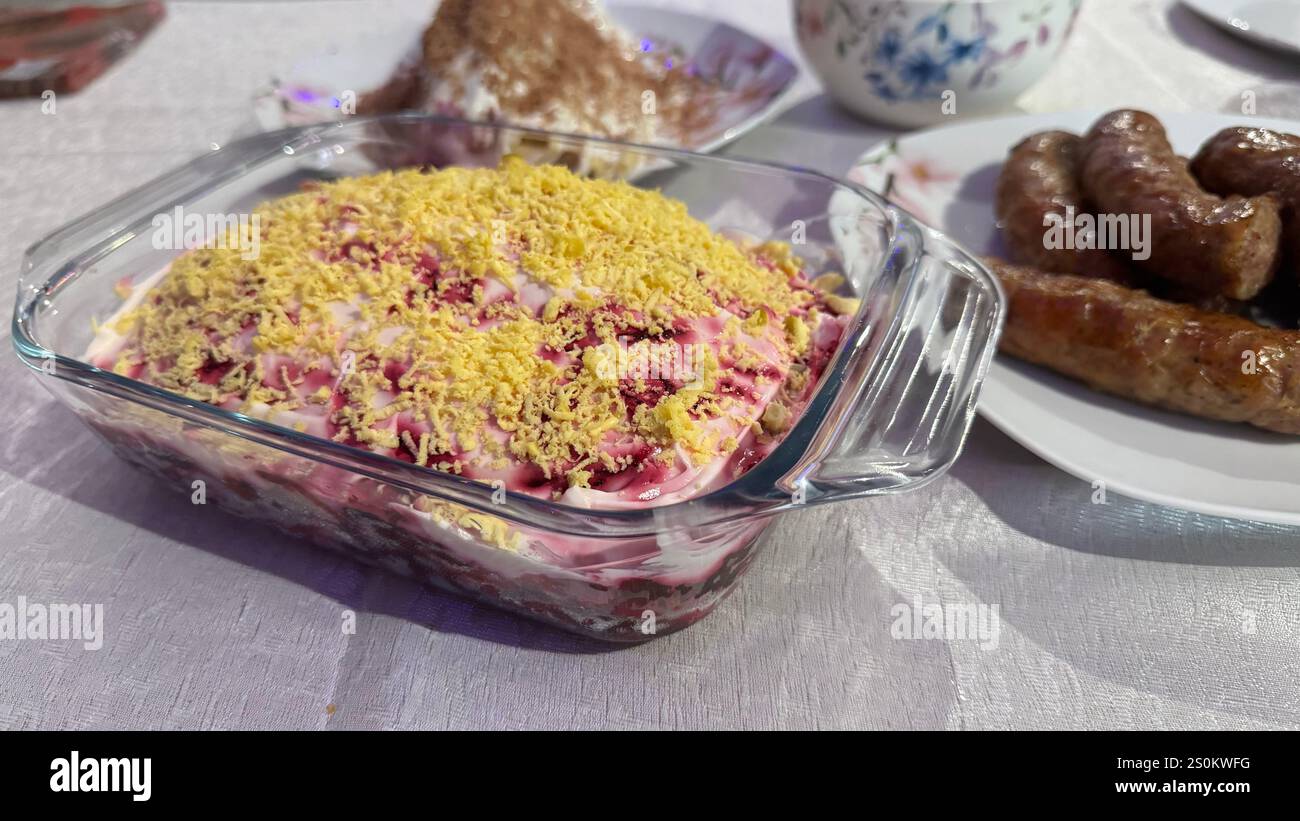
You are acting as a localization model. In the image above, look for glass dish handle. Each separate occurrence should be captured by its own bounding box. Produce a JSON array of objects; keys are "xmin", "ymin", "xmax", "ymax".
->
[{"xmin": 803, "ymin": 225, "xmax": 1005, "ymax": 500}]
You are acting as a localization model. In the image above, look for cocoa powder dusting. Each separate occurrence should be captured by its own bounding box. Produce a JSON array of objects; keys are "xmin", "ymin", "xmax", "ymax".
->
[{"xmin": 416, "ymin": 0, "xmax": 717, "ymax": 143}]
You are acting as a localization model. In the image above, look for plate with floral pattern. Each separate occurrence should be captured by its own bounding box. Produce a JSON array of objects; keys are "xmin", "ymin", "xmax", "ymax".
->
[{"xmin": 850, "ymin": 110, "xmax": 1300, "ymax": 525}]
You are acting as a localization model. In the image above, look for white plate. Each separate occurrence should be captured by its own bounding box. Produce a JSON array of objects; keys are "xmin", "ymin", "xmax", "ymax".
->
[
  {"xmin": 253, "ymin": 3, "xmax": 798, "ymax": 154},
  {"xmin": 848, "ymin": 110, "xmax": 1300, "ymax": 525},
  {"xmin": 1184, "ymin": 0, "xmax": 1300, "ymax": 57}
]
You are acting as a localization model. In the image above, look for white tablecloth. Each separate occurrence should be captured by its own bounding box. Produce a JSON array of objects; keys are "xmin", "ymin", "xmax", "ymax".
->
[{"xmin": 2, "ymin": 0, "xmax": 1299, "ymax": 730}]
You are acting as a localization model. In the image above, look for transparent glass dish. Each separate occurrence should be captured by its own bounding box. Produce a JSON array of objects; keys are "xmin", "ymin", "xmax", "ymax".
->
[{"xmin": 12, "ymin": 115, "xmax": 1004, "ymax": 641}]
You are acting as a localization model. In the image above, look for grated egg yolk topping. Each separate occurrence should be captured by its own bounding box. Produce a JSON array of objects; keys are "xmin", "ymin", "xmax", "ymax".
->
[{"xmin": 105, "ymin": 157, "xmax": 856, "ymax": 496}]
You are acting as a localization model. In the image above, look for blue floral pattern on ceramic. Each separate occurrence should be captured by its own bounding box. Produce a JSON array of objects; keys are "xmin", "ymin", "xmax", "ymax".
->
[{"xmin": 796, "ymin": 0, "xmax": 1082, "ymax": 103}]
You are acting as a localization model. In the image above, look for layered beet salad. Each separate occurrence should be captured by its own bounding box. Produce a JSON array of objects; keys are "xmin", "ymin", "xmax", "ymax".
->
[{"xmin": 84, "ymin": 157, "xmax": 857, "ymax": 637}]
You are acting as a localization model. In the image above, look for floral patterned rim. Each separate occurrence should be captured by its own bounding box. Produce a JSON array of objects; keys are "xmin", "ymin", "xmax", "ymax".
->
[{"xmin": 847, "ymin": 138, "xmax": 956, "ymax": 224}]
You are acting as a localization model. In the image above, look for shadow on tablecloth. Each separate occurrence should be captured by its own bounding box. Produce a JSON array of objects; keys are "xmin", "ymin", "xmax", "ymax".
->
[
  {"xmin": 950, "ymin": 417, "xmax": 1300, "ymax": 566},
  {"xmin": 0, "ymin": 385, "xmax": 623, "ymax": 655}
]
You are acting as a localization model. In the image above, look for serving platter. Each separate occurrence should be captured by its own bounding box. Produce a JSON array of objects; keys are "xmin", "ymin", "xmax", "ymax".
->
[{"xmin": 849, "ymin": 110, "xmax": 1300, "ymax": 525}]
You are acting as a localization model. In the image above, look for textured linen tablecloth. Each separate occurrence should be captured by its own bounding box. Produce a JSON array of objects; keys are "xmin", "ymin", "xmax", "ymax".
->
[{"xmin": 2, "ymin": 0, "xmax": 1299, "ymax": 730}]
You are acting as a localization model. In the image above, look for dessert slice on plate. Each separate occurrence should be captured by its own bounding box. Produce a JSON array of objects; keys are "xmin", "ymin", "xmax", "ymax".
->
[
  {"xmin": 356, "ymin": 0, "xmax": 722, "ymax": 175},
  {"xmin": 254, "ymin": 0, "xmax": 801, "ymax": 168},
  {"xmin": 394, "ymin": 0, "xmax": 712, "ymax": 143}
]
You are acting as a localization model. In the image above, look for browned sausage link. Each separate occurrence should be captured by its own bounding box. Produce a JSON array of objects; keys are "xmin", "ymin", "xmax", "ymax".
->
[
  {"xmin": 1078, "ymin": 110, "xmax": 1282, "ymax": 300},
  {"xmin": 994, "ymin": 130, "xmax": 1246, "ymax": 313},
  {"xmin": 994, "ymin": 130, "xmax": 1139, "ymax": 284},
  {"xmin": 1191, "ymin": 126, "xmax": 1300, "ymax": 271},
  {"xmin": 989, "ymin": 259, "xmax": 1300, "ymax": 435}
]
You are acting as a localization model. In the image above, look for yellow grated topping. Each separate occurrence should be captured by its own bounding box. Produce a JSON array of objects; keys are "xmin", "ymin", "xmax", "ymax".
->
[{"xmin": 102, "ymin": 158, "xmax": 846, "ymax": 497}]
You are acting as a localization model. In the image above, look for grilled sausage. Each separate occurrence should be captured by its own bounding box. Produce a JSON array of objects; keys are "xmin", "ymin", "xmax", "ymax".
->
[
  {"xmin": 1191, "ymin": 126, "xmax": 1300, "ymax": 272},
  {"xmin": 995, "ymin": 130, "xmax": 1139, "ymax": 284},
  {"xmin": 1078, "ymin": 110, "xmax": 1283, "ymax": 300},
  {"xmin": 989, "ymin": 259, "xmax": 1300, "ymax": 435}
]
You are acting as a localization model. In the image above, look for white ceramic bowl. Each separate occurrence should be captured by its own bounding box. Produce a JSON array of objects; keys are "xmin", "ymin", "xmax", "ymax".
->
[{"xmin": 794, "ymin": 0, "xmax": 1081, "ymax": 127}]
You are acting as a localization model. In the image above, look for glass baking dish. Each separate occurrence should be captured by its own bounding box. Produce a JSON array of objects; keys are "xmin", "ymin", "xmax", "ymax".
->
[{"xmin": 12, "ymin": 114, "xmax": 1003, "ymax": 641}]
